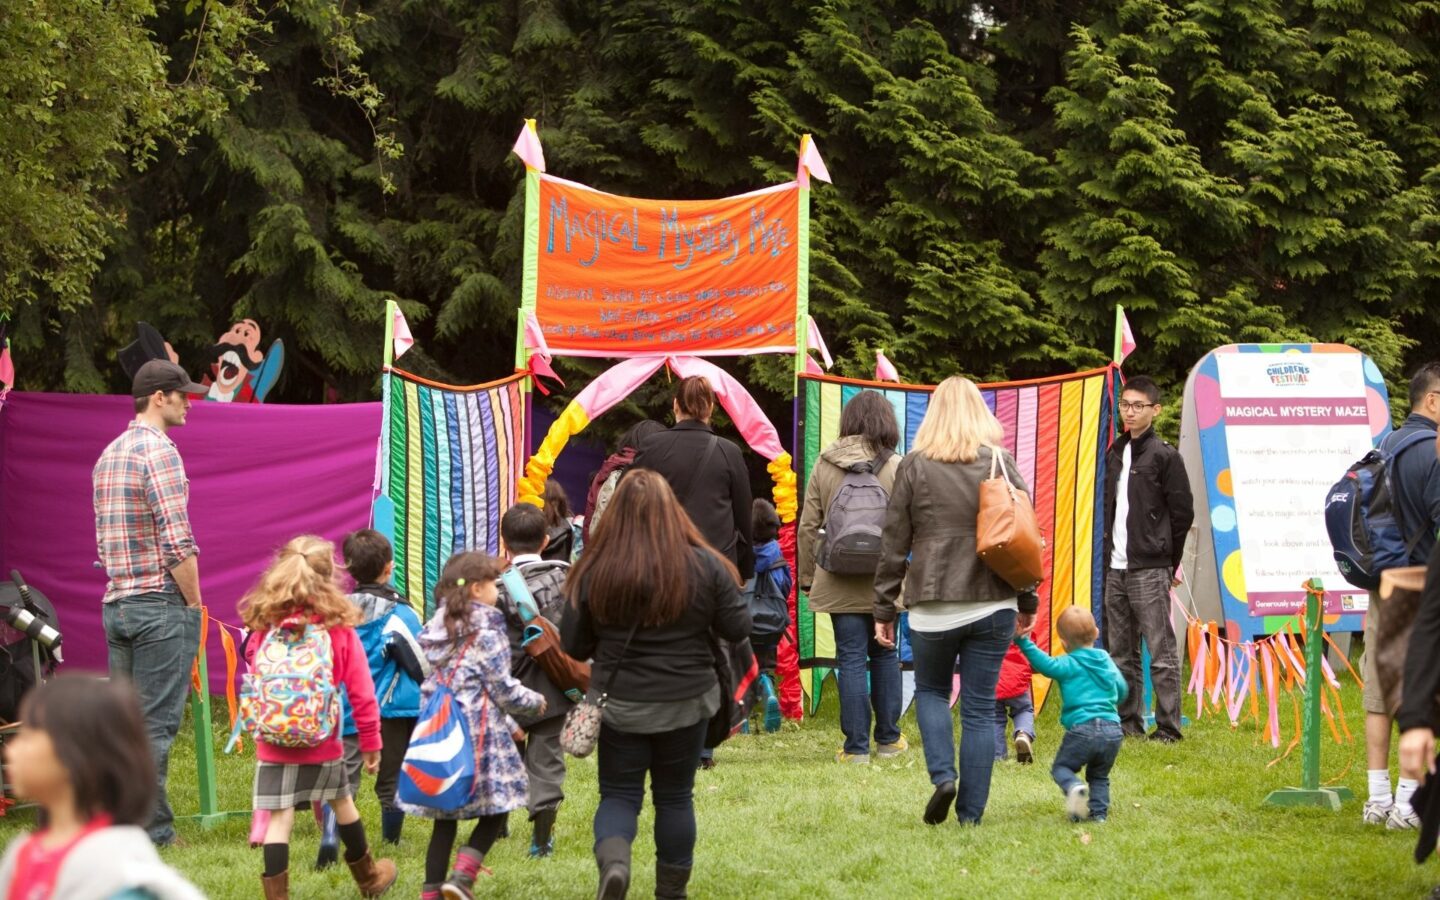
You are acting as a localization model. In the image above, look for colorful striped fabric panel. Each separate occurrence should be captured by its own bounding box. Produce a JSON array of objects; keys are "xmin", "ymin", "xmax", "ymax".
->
[
  {"xmin": 379, "ymin": 370, "xmax": 526, "ymax": 616},
  {"xmin": 796, "ymin": 369, "xmax": 1116, "ymax": 709}
]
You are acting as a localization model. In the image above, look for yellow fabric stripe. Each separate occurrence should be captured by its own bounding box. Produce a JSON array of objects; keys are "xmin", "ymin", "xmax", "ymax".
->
[
  {"xmin": 820, "ymin": 381, "xmax": 842, "ymax": 448},
  {"xmin": 1072, "ymin": 374, "xmax": 1104, "ymax": 615},
  {"xmin": 1050, "ymin": 378, "xmax": 1082, "ymax": 653}
]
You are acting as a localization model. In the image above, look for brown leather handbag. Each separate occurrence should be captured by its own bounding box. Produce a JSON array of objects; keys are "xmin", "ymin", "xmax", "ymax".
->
[
  {"xmin": 501, "ymin": 568, "xmax": 590, "ymax": 696},
  {"xmin": 976, "ymin": 447, "xmax": 1045, "ymax": 591}
]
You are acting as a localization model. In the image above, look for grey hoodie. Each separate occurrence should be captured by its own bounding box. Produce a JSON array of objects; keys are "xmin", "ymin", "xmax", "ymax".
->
[{"xmin": 0, "ymin": 825, "xmax": 204, "ymax": 900}]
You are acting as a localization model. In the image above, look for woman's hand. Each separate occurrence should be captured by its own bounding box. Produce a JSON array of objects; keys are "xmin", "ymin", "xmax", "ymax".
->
[
  {"xmin": 1400, "ymin": 727, "xmax": 1436, "ymax": 782},
  {"xmin": 874, "ymin": 620, "xmax": 896, "ymax": 649},
  {"xmin": 1015, "ymin": 613, "xmax": 1035, "ymax": 638}
]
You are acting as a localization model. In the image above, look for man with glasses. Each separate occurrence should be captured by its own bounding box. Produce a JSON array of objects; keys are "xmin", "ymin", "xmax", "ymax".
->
[
  {"xmin": 1102, "ymin": 375, "xmax": 1193, "ymax": 743},
  {"xmin": 1361, "ymin": 362, "xmax": 1440, "ymax": 830},
  {"xmin": 93, "ymin": 359, "xmax": 209, "ymax": 845}
]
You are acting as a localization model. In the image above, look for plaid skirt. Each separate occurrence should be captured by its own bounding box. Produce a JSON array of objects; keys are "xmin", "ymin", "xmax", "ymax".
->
[{"xmin": 253, "ymin": 758, "xmax": 352, "ymax": 810}]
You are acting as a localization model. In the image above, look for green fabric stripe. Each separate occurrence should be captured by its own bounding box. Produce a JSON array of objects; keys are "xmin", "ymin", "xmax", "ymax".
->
[
  {"xmin": 516, "ymin": 169, "xmax": 542, "ymax": 370},
  {"xmin": 386, "ymin": 374, "xmax": 409, "ymax": 598},
  {"xmin": 420, "ymin": 385, "xmax": 440, "ymax": 604}
]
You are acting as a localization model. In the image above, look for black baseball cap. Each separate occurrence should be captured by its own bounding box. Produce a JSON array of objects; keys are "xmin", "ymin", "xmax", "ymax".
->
[{"xmin": 131, "ymin": 360, "xmax": 208, "ymax": 398}]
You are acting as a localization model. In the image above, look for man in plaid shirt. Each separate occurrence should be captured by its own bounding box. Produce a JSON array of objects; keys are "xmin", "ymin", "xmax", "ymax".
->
[{"xmin": 93, "ymin": 359, "xmax": 209, "ymax": 846}]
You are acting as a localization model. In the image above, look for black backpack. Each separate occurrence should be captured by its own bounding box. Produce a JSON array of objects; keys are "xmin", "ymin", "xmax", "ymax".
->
[{"xmin": 743, "ymin": 568, "xmax": 790, "ymax": 639}]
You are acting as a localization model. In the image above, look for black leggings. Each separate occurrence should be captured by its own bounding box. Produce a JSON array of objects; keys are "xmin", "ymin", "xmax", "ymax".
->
[{"xmin": 424, "ymin": 814, "xmax": 507, "ymax": 884}]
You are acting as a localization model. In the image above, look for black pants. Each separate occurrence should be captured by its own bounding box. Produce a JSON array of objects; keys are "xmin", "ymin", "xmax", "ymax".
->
[
  {"xmin": 343, "ymin": 717, "xmax": 417, "ymax": 811},
  {"xmin": 753, "ymin": 637, "xmax": 779, "ymax": 675},
  {"xmin": 594, "ymin": 719, "xmax": 707, "ymax": 866}
]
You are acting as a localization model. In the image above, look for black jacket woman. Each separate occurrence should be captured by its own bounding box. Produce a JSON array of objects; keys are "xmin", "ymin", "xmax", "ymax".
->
[
  {"xmin": 561, "ymin": 469, "xmax": 751, "ymax": 900},
  {"xmin": 874, "ymin": 375, "xmax": 1039, "ymax": 827},
  {"xmin": 632, "ymin": 376, "xmax": 755, "ymax": 580}
]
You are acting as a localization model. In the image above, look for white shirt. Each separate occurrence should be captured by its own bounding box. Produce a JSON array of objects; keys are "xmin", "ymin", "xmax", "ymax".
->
[
  {"xmin": 907, "ymin": 598, "xmax": 1019, "ymax": 634},
  {"xmin": 511, "ymin": 553, "xmax": 544, "ymax": 567},
  {"xmin": 1110, "ymin": 440, "xmax": 1132, "ymax": 570}
]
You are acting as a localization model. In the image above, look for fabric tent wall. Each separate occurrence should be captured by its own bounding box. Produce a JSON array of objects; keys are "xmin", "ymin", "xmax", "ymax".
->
[
  {"xmin": 795, "ymin": 369, "xmax": 1116, "ymax": 709},
  {"xmin": 0, "ymin": 393, "xmax": 381, "ymax": 692}
]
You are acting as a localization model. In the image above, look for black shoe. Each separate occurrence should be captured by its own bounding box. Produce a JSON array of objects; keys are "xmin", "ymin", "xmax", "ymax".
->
[
  {"xmin": 530, "ymin": 808, "xmax": 557, "ymax": 859},
  {"xmin": 655, "ymin": 862, "xmax": 692, "ymax": 900},
  {"xmin": 1148, "ymin": 731, "xmax": 1182, "ymax": 744},
  {"xmin": 924, "ymin": 781, "xmax": 958, "ymax": 825},
  {"xmin": 381, "ymin": 809, "xmax": 405, "ymax": 845},
  {"xmin": 699, "ymin": 757, "xmax": 717, "ymax": 771}
]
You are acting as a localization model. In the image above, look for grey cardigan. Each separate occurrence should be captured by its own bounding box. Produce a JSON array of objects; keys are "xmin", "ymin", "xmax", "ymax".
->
[
  {"xmin": 873, "ymin": 446, "xmax": 1040, "ymax": 623},
  {"xmin": 0, "ymin": 825, "xmax": 204, "ymax": 900}
]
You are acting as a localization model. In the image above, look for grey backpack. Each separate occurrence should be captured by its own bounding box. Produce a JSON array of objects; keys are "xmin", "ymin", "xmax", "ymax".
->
[{"xmin": 817, "ymin": 451, "xmax": 894, "ymax": 575}]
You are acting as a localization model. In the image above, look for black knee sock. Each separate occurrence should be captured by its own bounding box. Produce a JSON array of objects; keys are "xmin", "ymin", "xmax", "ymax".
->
[
  {"xmin": 337, "ymin": 820, "xmax": 368, "ymax": 863},
  {"xmin": 426, "ymin": 820, "xmax": 459, "ymax": 884},
  {"xmin": 263, "ymin": 843, "xmax": 289, "ymax": 877},
  {"xmin": 466, "ymin": 814, "xmax": 507, "ymax": 856}
]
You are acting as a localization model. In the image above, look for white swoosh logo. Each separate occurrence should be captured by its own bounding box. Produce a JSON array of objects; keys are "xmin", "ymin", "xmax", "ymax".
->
[{"xmin": 406, "ymin": 721, "xmax": 465, "ymax": 763}]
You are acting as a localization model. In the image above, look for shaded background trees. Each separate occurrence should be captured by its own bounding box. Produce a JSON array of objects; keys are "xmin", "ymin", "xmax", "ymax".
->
[{"xmin": 4, "ymin": 0, "xmax": 1438, "ymax": 432}]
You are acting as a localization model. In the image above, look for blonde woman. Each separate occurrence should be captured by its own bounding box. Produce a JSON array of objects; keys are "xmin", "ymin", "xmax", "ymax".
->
[{"xmin": 874, "ymin": 377, "xmax": 1039, "ymax": 827}]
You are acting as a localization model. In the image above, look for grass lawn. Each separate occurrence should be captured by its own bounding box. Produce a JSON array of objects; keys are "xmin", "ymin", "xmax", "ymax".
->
[{"xmin": 1, "ymin": 676, "xmax": 1433, "ymax": 898}]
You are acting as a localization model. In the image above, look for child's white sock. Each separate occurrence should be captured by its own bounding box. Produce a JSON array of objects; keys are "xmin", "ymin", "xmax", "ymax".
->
[
  {"xmin": 1397, "ymin": 777, "xmax": 1420, "ymax": 813},
  {"xmin": 1368, "ymin": 769, "xmax": 1393, "ymax": 805}
]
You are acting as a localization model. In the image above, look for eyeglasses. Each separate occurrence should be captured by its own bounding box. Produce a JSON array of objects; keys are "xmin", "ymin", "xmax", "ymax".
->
[{"xmin": 1118, "ymin": 401, "xmax": 1157, "ymax": 412}]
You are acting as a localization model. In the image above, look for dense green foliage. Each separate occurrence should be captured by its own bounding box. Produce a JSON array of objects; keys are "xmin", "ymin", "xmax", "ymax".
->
[{"xmin": 4, "ymin": 0, "xmax": 1439, "ymax": 420}]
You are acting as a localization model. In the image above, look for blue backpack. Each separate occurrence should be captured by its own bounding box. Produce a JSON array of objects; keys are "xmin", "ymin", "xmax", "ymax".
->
[
  {"xmin": 396, "ymin": 634, "xmax": 481, "ymax": 810},
  {"xmin": 1325, "ymin": 429, "xmax": 1434, "ymax": 589}
]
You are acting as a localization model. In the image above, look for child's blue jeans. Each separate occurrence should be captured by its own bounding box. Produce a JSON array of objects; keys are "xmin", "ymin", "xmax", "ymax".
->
[
  {"xmin": 1051, "ymin": 719, "xmax": 1123, "ymax": 819},
  {"xmin": 994, "ymin": 693, "xmax": 1036, "ymax": 760}
]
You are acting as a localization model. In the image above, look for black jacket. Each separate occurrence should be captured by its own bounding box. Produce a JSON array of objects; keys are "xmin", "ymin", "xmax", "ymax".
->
[
  {"xmin": 495, "ymin": 559, "xmax": 573, "ymax": 727},
  {"xmin": 560, "ymin": 546, "xmax": 751, "ymax": 702},
  {"xmin": 1398, "ymin": 540, "xmax": 1440, "ymax": 733},
  {"xmin": 632, "ymin": 420, "xmax": 755, "ymax": 579},
  {"xmin": 1103, "ymin": 428, "xmax": 1194, "ymax": 572}
]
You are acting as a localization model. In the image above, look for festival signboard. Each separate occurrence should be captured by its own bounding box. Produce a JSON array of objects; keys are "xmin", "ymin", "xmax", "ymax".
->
[
  {"xmin": 1179, "ymin": 344, "xmax": 1392, "ymax": 640},
  {"xmin": 524, "ymin": 175, "xmax": 803, "ymax": 358}
]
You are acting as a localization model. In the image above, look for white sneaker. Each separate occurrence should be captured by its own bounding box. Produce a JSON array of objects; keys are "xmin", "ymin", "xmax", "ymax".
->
[
  {"xmin": 1066, "ymin": 784, "xmax": 1091, "ymax": 820},
  {"xmin": 1362, "ymin": 799, "xmax": 1394, "ymax": 826},
  {"xmin": 1388, "ymin": 804, "xmax": 1422, "ymax": 830}
]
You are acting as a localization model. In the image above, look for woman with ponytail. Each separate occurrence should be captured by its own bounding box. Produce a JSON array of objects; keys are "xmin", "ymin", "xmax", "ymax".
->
[
  {"xmin": 238, "ymin": 535, "xmax": 396, "ymax": 899},
  {"xmin": 400, "ymin": 551, "xmax": 546, "ymax": 900},
  {"xmin": 561, "ymin": 470, "xmax": 751, "ymax": 900}
]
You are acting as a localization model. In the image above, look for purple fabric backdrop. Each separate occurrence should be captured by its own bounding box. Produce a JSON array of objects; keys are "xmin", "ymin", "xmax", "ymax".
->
[{"xmin": 0, "ymin": 393, "xmax": 381, "ymax": 693}]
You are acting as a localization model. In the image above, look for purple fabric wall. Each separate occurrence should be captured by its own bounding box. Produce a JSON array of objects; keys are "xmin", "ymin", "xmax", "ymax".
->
[{"xmin": 0, "ymin": 393, "xmax": 381, "ymax": 692}]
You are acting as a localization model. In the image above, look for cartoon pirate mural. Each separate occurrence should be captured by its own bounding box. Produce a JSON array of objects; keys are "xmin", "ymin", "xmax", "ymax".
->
[{"xmin": 202, "ymin": 319, "xmax": 285, "ymax": 403}]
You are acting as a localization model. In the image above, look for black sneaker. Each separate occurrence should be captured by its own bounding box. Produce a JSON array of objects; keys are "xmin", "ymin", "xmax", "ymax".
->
[
  {"xmin": 924, "ymin": 781, "xmax": 958, "ymax": 825},
  {"xmin": 1015, "ymin": 732, "xmax": 1034, "ymax": 765},
  {"xmin": 1148, "ymin": 731, "xmax": 1182, "ymax": 744}
]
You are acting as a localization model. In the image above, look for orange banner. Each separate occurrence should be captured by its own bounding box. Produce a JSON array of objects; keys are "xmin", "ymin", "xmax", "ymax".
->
[{"xmin": 532, "ymin": 175, "xmax": 802, "ymax": 357}]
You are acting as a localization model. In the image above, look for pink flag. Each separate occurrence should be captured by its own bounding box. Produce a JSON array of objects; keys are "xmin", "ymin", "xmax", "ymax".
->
[
  {"xmin": 511, "ymin": 119, "xmax": 546, "ymax": 172},
  {"xmin": 806, "ymin": 316, "xmax": 833, "ymax": 370},
  {"xmin": 523, "ymin": 313, "xmax": 565, "ymax": 390},
  {"xmin": 0, "ymin": 338, "xmax": 12, "ymax": 409},
  {"xmin": 392, "ymin": 305, "xmax": 414, "ymax": 361},
  {"xmin": 875, "ymin": 349, "xmax": 899, "ymax": 383},
  {"xmin": 1119, "ymin": 310, "xmax": 1137, "ymax": 362},
  {"xmin": 805, "ymin": 354, "xmax": 825, "ymax": 376},
  {"xmin": 796, "ymin": 135, "xmax": 831, "ymax": 188}
]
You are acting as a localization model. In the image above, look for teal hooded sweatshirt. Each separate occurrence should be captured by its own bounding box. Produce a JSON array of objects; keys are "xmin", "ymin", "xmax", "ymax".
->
[{"xmin": 1015, "ymin": 637, "xmax": 1129, "ymax": 729}]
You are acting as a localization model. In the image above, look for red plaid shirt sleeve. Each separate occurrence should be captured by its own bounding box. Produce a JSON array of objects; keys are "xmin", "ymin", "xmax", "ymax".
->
[{"xmin": 144, "ymin": 442, "xmax": 196, "ymax": 570}]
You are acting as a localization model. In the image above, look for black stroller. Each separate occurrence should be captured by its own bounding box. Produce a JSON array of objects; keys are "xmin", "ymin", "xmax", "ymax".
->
[{"xmin": 0, "ymin": 571, "xmax": 61, "ymax": 814}]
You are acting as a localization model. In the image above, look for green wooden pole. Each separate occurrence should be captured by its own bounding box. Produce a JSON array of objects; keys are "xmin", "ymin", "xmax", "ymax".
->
[
  {"xmin": 1112, "ymin": 305, "xmax": 1124, "ymax": 365},
  {"xmin": 178, "ymin": 649, "xmax": 247, "ymax": 828},
  {"xmin": 1264, "ymin": 578, "xmax": 1353, "ymax": 809}
]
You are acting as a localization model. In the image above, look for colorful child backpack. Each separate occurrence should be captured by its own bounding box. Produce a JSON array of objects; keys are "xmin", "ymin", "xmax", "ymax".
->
[
  {"xmin": 397, "ymin": 633, "xmax": 483, "ymax": 810},
  {"xmin": 227, "ymin": 616, "xmax": 340, "ymax": 751}
]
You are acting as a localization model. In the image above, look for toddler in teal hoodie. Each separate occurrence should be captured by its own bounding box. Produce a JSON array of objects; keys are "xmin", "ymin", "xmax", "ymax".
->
[{"xmin": 1016, "ymin": 606, "xmax": 1128, "ymax": 821}]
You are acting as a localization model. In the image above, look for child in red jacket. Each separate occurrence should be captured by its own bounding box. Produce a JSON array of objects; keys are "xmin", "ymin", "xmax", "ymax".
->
[
  {"xmin": 995, "ymin": 642, "xmax": 1036, "ymax": 763},
  {"xmin": 239, "ymin": 535, "xmax": 397, "ymax": 899}
]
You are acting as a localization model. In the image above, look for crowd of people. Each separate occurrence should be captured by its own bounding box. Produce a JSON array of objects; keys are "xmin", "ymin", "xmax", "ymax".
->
[{"xmin": 2, "ymin": 357, "xmax": 1440, "ymax": 898}]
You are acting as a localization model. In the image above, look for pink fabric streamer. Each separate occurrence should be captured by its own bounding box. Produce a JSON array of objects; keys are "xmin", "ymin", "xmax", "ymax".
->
[
  {"xmin": 1320, "ymin": 655, "xmax": 1341, "ymax": 690},
  {"xmin": 807, "ymin": 316, "xmax": 833, "ymax": 370},
  {"xmin": 797, "ymin": 135, "xmax": 832, "ymax": 188},
  {"xmin": 523, "ymin": 313, "xmax": 565, "ymax": 388},
  {"xmin": 1189, "ymin": 634, "xmax": 1208, "ymax": 719},
  {"xmin": 1209, "ymin": 642, "xmax": 1228, "ymax": 709},
  {"xmin": 805, "ymin": 355, "xmax": 825, "ymax": 376},
  {"xmin": 1262, "ymin": 643, "xmax": 1281, "ymax": 748},
  {"xmin": 575, "ymin": 357, "xmax": 667, "ymax": 420},
  {"xmin": 1227, "ymin": 645, "xmax": 1255, "ymax": 725},
  {"xmin": 512, "ymin": 120, "xmax": 546, "ymax": 172},
  {"xmin": 875, "ymin": 350, "xmax": 900, "ymax": 383},
  {"xmin": 1277, "ymin": 633, "xmax": 1306, "ymax": 686}
]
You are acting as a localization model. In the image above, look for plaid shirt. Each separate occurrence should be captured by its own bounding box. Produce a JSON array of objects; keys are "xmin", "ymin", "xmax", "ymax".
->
[{"xmin": 93, "ymin": 421, "xmax": 198, "ymax": 603}]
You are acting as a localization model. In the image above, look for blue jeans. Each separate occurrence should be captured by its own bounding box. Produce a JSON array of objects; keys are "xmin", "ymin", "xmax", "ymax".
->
[
  {"xmin": 831, "ymin": 613, "xmax": 901, "ymax": 755},
  {"xmin": 1052, "ymin": 719, "xmax": 1123, "ymax": 819},
  {"xmin": 994, "ymin": 692, "xmax": 1035, "ymax": 760},
  {"xmin": 103, "ymin": 592, "xmax": 202, "ymax": 845},
  {"xmin": 594, "ymin": 718, "xmax": 707, "ymax": 866},
  {"xmin": 910, "ymin": 608, "xmax": 1016, "ymax": 824}
]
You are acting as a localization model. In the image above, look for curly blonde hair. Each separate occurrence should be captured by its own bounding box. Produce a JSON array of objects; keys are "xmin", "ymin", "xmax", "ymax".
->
[{"xmin": 239, "ymin": 535, "xmax": 359, "ymax": 631}]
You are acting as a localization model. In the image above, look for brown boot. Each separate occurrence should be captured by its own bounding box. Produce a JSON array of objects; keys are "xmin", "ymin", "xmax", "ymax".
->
[
  {"xmin": 346, "ymin": 851, "xmax": 398, "ymax": 897},
  {"xmin": 261, "ymin": 870, "xmax": 289, "ymax": 900}
]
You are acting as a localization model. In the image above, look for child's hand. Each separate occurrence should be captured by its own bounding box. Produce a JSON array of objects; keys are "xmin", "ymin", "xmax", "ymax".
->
[
  {"xmin": 536, "ymin": 697, "xmax": 548, "ymax": 716},
  {"xmin": 363, "ymin": 751, "xmax": 381, "ymax": 775},
  {"xmin": 1015, "ymin": 613, "xmax": 1035, "ymax": 637}
]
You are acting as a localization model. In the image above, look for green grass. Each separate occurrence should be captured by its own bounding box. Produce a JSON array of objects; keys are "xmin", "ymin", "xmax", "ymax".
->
[{"xmin": 1, "ymin": 679, "xmax": 1433, "ymax": 899}]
